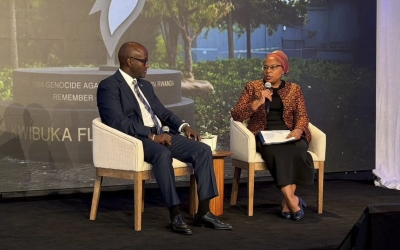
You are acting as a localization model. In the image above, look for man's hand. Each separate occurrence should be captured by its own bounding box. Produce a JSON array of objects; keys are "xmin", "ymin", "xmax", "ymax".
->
[
  {"xmin": 182, "ymin": 125, "xmax": 200, "ymax": 141},
  {"xmin": 151, "ymin": 133, "xmax": 172, "ymax": 146}
]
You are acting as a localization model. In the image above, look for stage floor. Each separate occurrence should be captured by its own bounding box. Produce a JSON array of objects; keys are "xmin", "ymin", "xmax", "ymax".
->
[{"xmin": 1, "ymin": 177, "xmax": 400, "ymax": 250}]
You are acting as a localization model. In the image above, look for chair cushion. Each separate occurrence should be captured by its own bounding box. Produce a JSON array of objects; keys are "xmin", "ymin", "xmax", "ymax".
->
[
  {"xmin": 92, "ymin": 117, "xmax": 192, "ymax": 172},
  {"xmin": 113, "ymin": 158, "xmax": 190, "ymax": 172}
]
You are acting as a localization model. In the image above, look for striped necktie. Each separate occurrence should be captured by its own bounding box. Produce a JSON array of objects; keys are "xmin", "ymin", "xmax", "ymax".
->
[{"xmin": 133, "ymin": 80, "xmax": 162, "ymax": 134}]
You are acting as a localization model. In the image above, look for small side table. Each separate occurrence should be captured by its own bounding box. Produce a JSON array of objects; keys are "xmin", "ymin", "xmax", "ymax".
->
[{"xmin": 210, "ymin": 150, "xmax": 233, "ymax": 216}]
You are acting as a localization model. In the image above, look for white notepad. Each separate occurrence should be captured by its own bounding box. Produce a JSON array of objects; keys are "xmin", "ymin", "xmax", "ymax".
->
[{"xmin": 257, "ymin": 130, "xmax": 296, "ymax": 145}]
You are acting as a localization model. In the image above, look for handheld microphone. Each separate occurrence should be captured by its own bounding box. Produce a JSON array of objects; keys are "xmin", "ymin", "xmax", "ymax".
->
[
  {"xmin": 265, "ymin": 82, "xmax": 272, "ymax": 113},
  {"xmin": 162, "ymin": 126, "xmax": 170, "ymax": 133}
]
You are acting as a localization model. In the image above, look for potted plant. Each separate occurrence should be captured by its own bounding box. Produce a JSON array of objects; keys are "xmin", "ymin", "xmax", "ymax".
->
[{"xmin": 200, "ymin": 132, "xmax": 218, "ymax": 151}]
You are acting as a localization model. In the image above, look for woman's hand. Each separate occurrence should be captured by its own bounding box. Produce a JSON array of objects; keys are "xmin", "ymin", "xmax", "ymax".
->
[
  {"xmin": 252, "ymin": 89, "xmax": 272, "ymax": 110},
  {"xmin": 287, "ymin": 129, "xmax": 303, "ymax": 140}
]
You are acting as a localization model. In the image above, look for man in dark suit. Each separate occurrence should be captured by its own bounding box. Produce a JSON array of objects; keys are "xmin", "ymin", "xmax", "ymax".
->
[{"xmin": 97, "ymin": 41, "xmax": 232, "ymax": 235}]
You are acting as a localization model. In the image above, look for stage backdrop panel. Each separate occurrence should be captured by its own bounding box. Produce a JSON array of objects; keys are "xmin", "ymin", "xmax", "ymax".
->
[{"xmin": 0, "ymin": 0, "xmax": 376, "ymax": 193}]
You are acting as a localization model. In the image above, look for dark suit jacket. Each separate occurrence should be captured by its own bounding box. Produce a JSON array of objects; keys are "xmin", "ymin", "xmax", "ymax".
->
[
  {"xmin": 97, "ymin": 70, "xmax": 182, "ymax": 138},
  {"xmin": 97, "ymin": 70, "xmax": 218, "ymax": 206}
]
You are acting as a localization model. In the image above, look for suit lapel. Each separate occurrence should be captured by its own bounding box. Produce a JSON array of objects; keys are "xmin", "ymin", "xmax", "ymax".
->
[{"xmin": 114, "ymin": 71, "xmax": 143, "ymax": 120}]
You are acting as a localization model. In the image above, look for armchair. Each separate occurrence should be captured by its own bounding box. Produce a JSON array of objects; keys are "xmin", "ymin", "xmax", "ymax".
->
[
  {"xmin": 89, "ymin": 117, "xmax": 197, "ymax": 231},
  {"xmin": 229, "ymin": 118, "xmax": 326, "ymax": 216}
]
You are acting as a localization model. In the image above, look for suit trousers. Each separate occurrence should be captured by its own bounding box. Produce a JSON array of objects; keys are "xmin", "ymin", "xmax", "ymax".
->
[{"xmin": 141, "ymin": 133, "xmax": 218, "ymax": 208}]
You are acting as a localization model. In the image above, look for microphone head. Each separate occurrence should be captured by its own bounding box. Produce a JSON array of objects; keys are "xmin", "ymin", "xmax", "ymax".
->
[
  {"xmin": 265, "ymin": 82, "xmax": 272, "ymax": 89},
  {"xmin": 162, "ymin": 126, "xmax": 170, "ymax": 133}
]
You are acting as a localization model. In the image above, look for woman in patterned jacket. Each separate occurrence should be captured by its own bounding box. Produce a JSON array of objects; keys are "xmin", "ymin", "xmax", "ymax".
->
[{"xmin": 231, "ymin": 50, "xmax": 314, "ymax": 221}]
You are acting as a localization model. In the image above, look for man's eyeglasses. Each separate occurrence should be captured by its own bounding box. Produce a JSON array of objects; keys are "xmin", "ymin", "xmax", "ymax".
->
[
  {"xmin": 262, "ymin": 65, "xmax": 282, "ymax": 71},
  {"xmin": 129, "ymin": 57, "xmax": 148, "ymax": 66}
]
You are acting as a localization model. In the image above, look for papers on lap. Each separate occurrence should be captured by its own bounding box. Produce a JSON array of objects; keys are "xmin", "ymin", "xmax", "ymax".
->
[{"xmin": 258, "ymin": 130, "xmax": 296, "ymax": 145}]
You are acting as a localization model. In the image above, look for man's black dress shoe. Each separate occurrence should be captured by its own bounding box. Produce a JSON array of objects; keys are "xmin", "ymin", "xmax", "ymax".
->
[
  {"xmin": 170, "ymin": 214, "xmax": 192, "ymax": 235},
  {"xmin": 193, "ymin": 211, "xmax": 233, "ymax": 230}
]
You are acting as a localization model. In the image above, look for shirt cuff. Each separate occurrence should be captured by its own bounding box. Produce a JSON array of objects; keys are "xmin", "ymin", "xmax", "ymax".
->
[{"xmin": 178, "ymin": 123, "xmax": 190, "ymax": 132}]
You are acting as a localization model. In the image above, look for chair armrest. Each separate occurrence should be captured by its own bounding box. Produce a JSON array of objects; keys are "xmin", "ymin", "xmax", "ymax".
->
[
  {"xmin": 230, "ymin": 118, "xmax": 257, "ymax": 162},
  {"xmin": 92, "ymin": 117, "xmax": 144, "ymax": 171},
  {"xmin": 308, "ymin": 123, "xmax": 326, "ymax": 161}
]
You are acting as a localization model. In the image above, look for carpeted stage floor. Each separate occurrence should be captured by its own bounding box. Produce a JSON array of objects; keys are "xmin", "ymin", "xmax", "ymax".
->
[{"xmin": 1, "ymin": 175, "xmax": 400, "ymax": 250}]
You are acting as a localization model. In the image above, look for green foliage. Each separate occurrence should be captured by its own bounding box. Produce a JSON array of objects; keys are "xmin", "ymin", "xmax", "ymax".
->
[
  {"xmin": 144, "ymin": 0, "xmax": 233, "ymax": 74},
  {"xmin": 187, "ymin": 58, "xmax": 374, "ymax": 140},
  {"xmin": 0, "ymin": 68, "xmax": 13, "ymax": 101},
  {"xmin": 286, "ymin": 58, "xmax": 374, "ymax": 102},
  {"xmin": 152, "ymin": 35, "xmax": 184, "ymax": 67},
  {"xmin": 217, "ymin": 0, "xmax": 308, "ymax": 36},
  {"xmin": 153, "ymin": 35, "xmax": 167, "ymax": 64},
  {"xmin": 145, "ymin": 0, "xmax": 233, "ymax": 33},
  {"xmin": 67, "ymin": 63, "xmax": 95, "ymax": 68},
  {"xmin": 0, "ymin": 63, "xmax": 49, "ymax": 101},
  {"xmin": 188, "ymin": 58, "xmax": 263, "ymax": 135},
  {"xmin": 200, "ymin": 132, "xmax": 215, "ymax": 139}
]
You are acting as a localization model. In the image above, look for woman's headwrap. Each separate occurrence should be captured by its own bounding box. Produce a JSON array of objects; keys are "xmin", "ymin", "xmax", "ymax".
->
[{"xmin": 265, "ymin": 50, "xmax": 290, "ymax": 74}]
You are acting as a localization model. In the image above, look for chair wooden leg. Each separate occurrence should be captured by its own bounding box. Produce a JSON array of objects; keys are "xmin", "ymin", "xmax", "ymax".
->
[
  {"xmin": 89, "ymin": 174, "xmax": 103, "ymax": 220},
  {"xmin": 134, "ymin": 172, "xmax": 143, "ymax": 231},
  {"xmin": 317, "ymin": 162, "xmax": 324, "ymax": 214},
  {"xmin": 189, "ymin": 174, "xmax": 198, "ymax": 217},
  {"xmin": 247, "ymin": 165, "xmax": 255, "ymax": 216},
  {"xmin": 230, "ymin": 167, "xmax": 241, "ymax": 205},
  {"xmin": 141, "ymin": 180, "xmax": 145, "ymax": 213}
]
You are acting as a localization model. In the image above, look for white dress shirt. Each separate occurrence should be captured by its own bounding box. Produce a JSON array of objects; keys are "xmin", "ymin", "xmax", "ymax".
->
[{"xmin": 119, "ymin": 69, "xmax": 161, "ymax": 128}]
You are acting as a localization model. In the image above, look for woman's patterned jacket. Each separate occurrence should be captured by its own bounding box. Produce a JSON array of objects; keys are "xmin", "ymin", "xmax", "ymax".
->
[{"xmin": 231, "ymin": 80, "xmax": 311, "ymax": 143}]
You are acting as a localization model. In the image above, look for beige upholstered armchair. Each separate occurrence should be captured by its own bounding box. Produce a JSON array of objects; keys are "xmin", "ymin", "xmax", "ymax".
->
[
  {"xmin": 229, "ymin": 118, "xmax": 326, "ymax": 216},
  {"xmin": 89, "ymin": 117, "xmax": 197, "ymax": 231}
]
